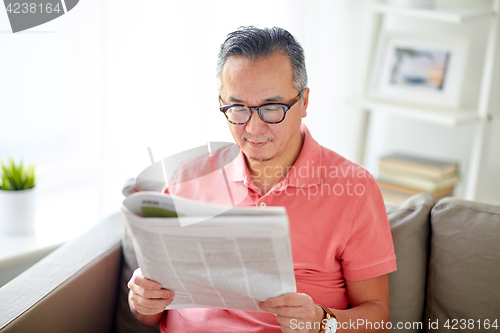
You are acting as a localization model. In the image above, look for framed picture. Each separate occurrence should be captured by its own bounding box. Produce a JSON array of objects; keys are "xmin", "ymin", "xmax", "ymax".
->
[{"xmin": 369, "ymin": 32, "xmax": 469, "ymax": 109}]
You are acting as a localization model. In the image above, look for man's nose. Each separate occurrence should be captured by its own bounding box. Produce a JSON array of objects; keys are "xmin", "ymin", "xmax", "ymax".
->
[{"xmin": 245, "ymin": 109, "xmax": 267, "ymax": 136}]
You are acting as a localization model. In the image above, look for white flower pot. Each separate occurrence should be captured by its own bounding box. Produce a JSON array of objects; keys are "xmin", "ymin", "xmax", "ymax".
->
[{"xmin": 0, "ymin": 188, "xmax": 37, "ymax": 234}]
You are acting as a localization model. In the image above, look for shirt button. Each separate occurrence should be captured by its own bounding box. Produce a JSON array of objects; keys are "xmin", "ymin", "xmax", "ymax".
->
[{"xmin": 260, "ymin": 202, "xmax": 266, "ymax": 207}]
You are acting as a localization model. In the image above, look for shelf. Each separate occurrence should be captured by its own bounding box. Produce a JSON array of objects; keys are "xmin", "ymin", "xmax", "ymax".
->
[
  {"xmin": 371, "ymin": 4, "xmax": 495, "ymax": 24},
  {"xmin": 351, "ymin": 98, "xmax": 479, "ymax": 127},
  {"xmin": 354, "ymin": 0, "xmax": 499, "ymax": 200}
]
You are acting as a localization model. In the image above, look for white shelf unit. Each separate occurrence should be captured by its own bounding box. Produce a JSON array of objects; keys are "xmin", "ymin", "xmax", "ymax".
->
[
  {"xmin": 353, "ymin": 0, "xmax": 499, "ymax": 201},
  {"xmin": 372, "ymin": 3, "xmax": 495, "ymax": 23}
]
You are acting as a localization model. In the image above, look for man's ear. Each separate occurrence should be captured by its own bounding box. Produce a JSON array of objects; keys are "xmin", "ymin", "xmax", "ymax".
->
[{"xmin": 300, "ymin": 88, "xmax": 310, "ymax": 118}]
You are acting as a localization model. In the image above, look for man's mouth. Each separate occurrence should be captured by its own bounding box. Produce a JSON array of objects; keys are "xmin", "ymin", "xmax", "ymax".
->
[{"xmin": 247, "ymin": 140, "xmax": 268, "ymax": 148}]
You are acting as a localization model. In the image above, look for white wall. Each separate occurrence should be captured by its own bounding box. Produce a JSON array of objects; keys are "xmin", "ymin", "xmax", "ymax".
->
[
  {"xmin": 101, "ymin": 0, "xmax": 295, "ymax": 216},
  {"xmin": 100, "ymin": 0, "xmax": 364, "ymax": 216},
  {"xmin": 0, "ymin": 0, "xmax": 105, "ymax": 228},
  {"xmin": 290, "ymin": 0, "xmax": 366, "ymax": 159},
  {"xmin": 0, "ymin": 0, "xmax": 104, "ymax": 189}
]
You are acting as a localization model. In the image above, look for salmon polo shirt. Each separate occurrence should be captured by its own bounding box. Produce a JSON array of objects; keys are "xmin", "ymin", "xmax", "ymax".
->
[{"xmin": 160, "ymin": 124, "xmax": 396, "ymax": 333}]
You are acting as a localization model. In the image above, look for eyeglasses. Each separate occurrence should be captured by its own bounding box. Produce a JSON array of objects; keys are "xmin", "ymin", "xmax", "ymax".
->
[{"xmin": 219, "ymin": 92, "xmax": 302, "ymax": 125}]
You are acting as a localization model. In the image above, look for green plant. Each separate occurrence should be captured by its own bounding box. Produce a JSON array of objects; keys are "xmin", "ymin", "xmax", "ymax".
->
[{"xmin": 0, "ymin": 157, "xmax": 36, "ymax": 191}]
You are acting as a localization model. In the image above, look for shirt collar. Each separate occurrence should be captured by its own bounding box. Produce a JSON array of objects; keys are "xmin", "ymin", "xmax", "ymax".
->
[
  {"xmin": 224, "ymin": 149, "xmax": 248, "ymax": 182},
  {"xmin": 283, "ymin": 123, "xmax": 322, "ymax": 188}
]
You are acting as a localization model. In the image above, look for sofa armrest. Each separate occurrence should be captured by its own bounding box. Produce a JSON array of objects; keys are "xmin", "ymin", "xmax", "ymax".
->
[{"xmin": 0, "ymin": 212, "xmax": 124, "ymax": 333}]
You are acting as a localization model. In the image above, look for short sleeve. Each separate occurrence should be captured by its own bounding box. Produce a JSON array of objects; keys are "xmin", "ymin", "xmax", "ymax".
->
[{"xmin": 340, "ymin": 178, "xmax": 397, "ymax": 281}]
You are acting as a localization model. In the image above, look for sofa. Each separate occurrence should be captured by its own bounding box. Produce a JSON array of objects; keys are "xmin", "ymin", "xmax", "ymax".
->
[{"xmin": 0, "ymin": 193, "xmax": 499, "ymax": 332}]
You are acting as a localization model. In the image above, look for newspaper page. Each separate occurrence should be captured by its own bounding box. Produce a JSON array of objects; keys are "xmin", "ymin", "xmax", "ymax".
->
[{"xmin": 122, "ymin": 192, "xmax": 296, "ymax": 312}]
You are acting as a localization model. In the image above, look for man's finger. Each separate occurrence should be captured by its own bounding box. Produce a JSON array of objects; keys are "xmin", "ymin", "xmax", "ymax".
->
[
  {"xmin": 132, "ymin": 269, "xmax": 162, "ymax": 289},
  {"xmin": 262, "ymin": 293, "xmax": 311, "ymax": 308},
  {"xmin": 128, "ymin": 276, "xmax": 162, "ymax": 294},
  {"xmin": 128, "ymin": 283, "xmax": 173, "ymax": 299},
  {"xmin": 259, "ymin": 304, "xmax": 315, "ymax": 322},
  {"xmin": 131, "ymin": 301, "xmax": 168, "ymax": 316},
  {"xmin": 130, "ymin": 293, "xmax": 172, "ymax": 309}
]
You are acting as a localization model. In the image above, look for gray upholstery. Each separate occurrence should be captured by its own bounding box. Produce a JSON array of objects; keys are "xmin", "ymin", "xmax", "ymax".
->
[
  {"xmin": 386, "ymin": 193, "xmax": 434, "ymax": 332},
  {"xmin": 424, "ymin": 198, "xmax": 500, "ymax": 332},
  {"xmin": 0, "ymin": 213, "xmax": 123, "ymax": 333}
]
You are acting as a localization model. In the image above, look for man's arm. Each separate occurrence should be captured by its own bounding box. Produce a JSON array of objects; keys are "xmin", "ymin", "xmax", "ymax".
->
[
  {"xmin": 259, "ymin": 274, "xmax": 390, "ymax": 333},
  {"xmin": 333, "ymin": 275, "xmax": 390, "ymax": 332}
]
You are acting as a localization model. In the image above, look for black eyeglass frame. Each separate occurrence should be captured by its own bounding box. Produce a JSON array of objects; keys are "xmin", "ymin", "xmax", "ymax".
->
[{"xmin": 219, "ymin": 91, "xmax": 303, "ymax": 125}]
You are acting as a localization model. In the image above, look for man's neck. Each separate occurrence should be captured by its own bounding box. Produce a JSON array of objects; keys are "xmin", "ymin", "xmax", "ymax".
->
[{"xmin": 245, "ymin": 132, "xmax": 305, "ymax": 195}]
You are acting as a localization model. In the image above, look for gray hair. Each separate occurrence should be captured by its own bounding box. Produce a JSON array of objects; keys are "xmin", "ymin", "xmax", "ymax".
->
[{"xmin": 216, "ymin": 26, "xmax": 308, "ymax": 93}]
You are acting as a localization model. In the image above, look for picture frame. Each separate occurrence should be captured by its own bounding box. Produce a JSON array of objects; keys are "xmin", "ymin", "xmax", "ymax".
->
[{"xmin": 369, "ymin": 32, "xmax": 469, "ymax": 109}]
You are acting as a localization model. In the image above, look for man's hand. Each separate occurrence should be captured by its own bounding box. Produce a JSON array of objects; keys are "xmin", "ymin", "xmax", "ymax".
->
[
  {"xmin": 122, "ymin": 178, "xmax": 163, "ymax": 196},
  {"xmin": 122, "ymin": 179, "xmax": 148, "ymax": 197},
  {"xmin": 259, "ymin": 293, "xmax": 325, "ymax": 333},
  {"xmin": 127, "ymin": 268, "xmax": 174, "ymax": 326}
]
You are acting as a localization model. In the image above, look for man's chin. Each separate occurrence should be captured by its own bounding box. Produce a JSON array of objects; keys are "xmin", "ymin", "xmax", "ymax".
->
[
  {"xmin": 241, "ymin": 145, "xmax": 274, "ymax": 162},
  {"xmin": 248, "ymin": 156, "xmax": 273, "ymax": 162},
  {"xmin": 244, "ymin": 152, "xmax": 274, "ymax": 163}
]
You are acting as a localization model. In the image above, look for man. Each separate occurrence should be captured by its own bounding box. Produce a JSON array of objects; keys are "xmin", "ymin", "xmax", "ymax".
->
[{"xmin": 127, "ymin": 26, "xmax": 396, "ymax": 332}]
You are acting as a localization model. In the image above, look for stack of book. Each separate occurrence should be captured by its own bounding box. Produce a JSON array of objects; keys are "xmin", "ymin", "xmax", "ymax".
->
[{"xmin": 377, "ymin": 153, "xmax": 460, "ymax": 203}]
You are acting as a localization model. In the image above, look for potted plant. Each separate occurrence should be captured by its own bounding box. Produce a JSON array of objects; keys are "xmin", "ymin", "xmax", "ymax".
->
[{"xmin": 0, "ymin": 157, "xmax": 37, "ymax": 234}]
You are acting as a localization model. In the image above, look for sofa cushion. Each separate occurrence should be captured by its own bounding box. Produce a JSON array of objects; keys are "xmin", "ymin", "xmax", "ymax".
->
[
  {"xmin": 386, "ymin": 192, "xmax": 434, "ymax": 332},
  {"xmin": 424, "ymin": 198, "xmax": 500, "ymax": 332}
]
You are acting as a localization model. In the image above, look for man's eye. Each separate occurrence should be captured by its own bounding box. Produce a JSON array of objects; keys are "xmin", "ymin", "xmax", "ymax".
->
[
  {"xmin": 231, "ymin": 107, "xmax": 248, "ymax": 113},
  {"xmin": 262, "ymin": 105, "xmax": 282, "ymax": 112}
]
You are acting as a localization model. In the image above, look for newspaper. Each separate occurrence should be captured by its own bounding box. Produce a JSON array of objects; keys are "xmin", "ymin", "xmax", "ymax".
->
[{"xmin": 121, "ymin": 192, "xmax": 296, "ymax": 312}]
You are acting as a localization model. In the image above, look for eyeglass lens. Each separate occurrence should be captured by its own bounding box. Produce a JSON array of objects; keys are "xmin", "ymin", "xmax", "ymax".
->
[{"xmin": 226, "ymin": 105, "xmax": 286, "ymax": 124}]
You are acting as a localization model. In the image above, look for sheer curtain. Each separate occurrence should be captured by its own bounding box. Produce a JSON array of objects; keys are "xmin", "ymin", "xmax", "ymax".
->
[
  {"xmin": 0, "ymin": 0, "xmax": 106, "ymax": 237},
  {"xmin": 101, "ymin": 0, "xmax": 361, "ymax": 217},
  {"xmin": 1, "ymin": 0, "xmax": 360, "ymax": 226}
]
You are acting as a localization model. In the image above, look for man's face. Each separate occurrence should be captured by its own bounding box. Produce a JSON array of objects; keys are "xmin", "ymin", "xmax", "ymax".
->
[{"xmin": 220, "ymin": 53, "xmax": 309, "ymax": 165}]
